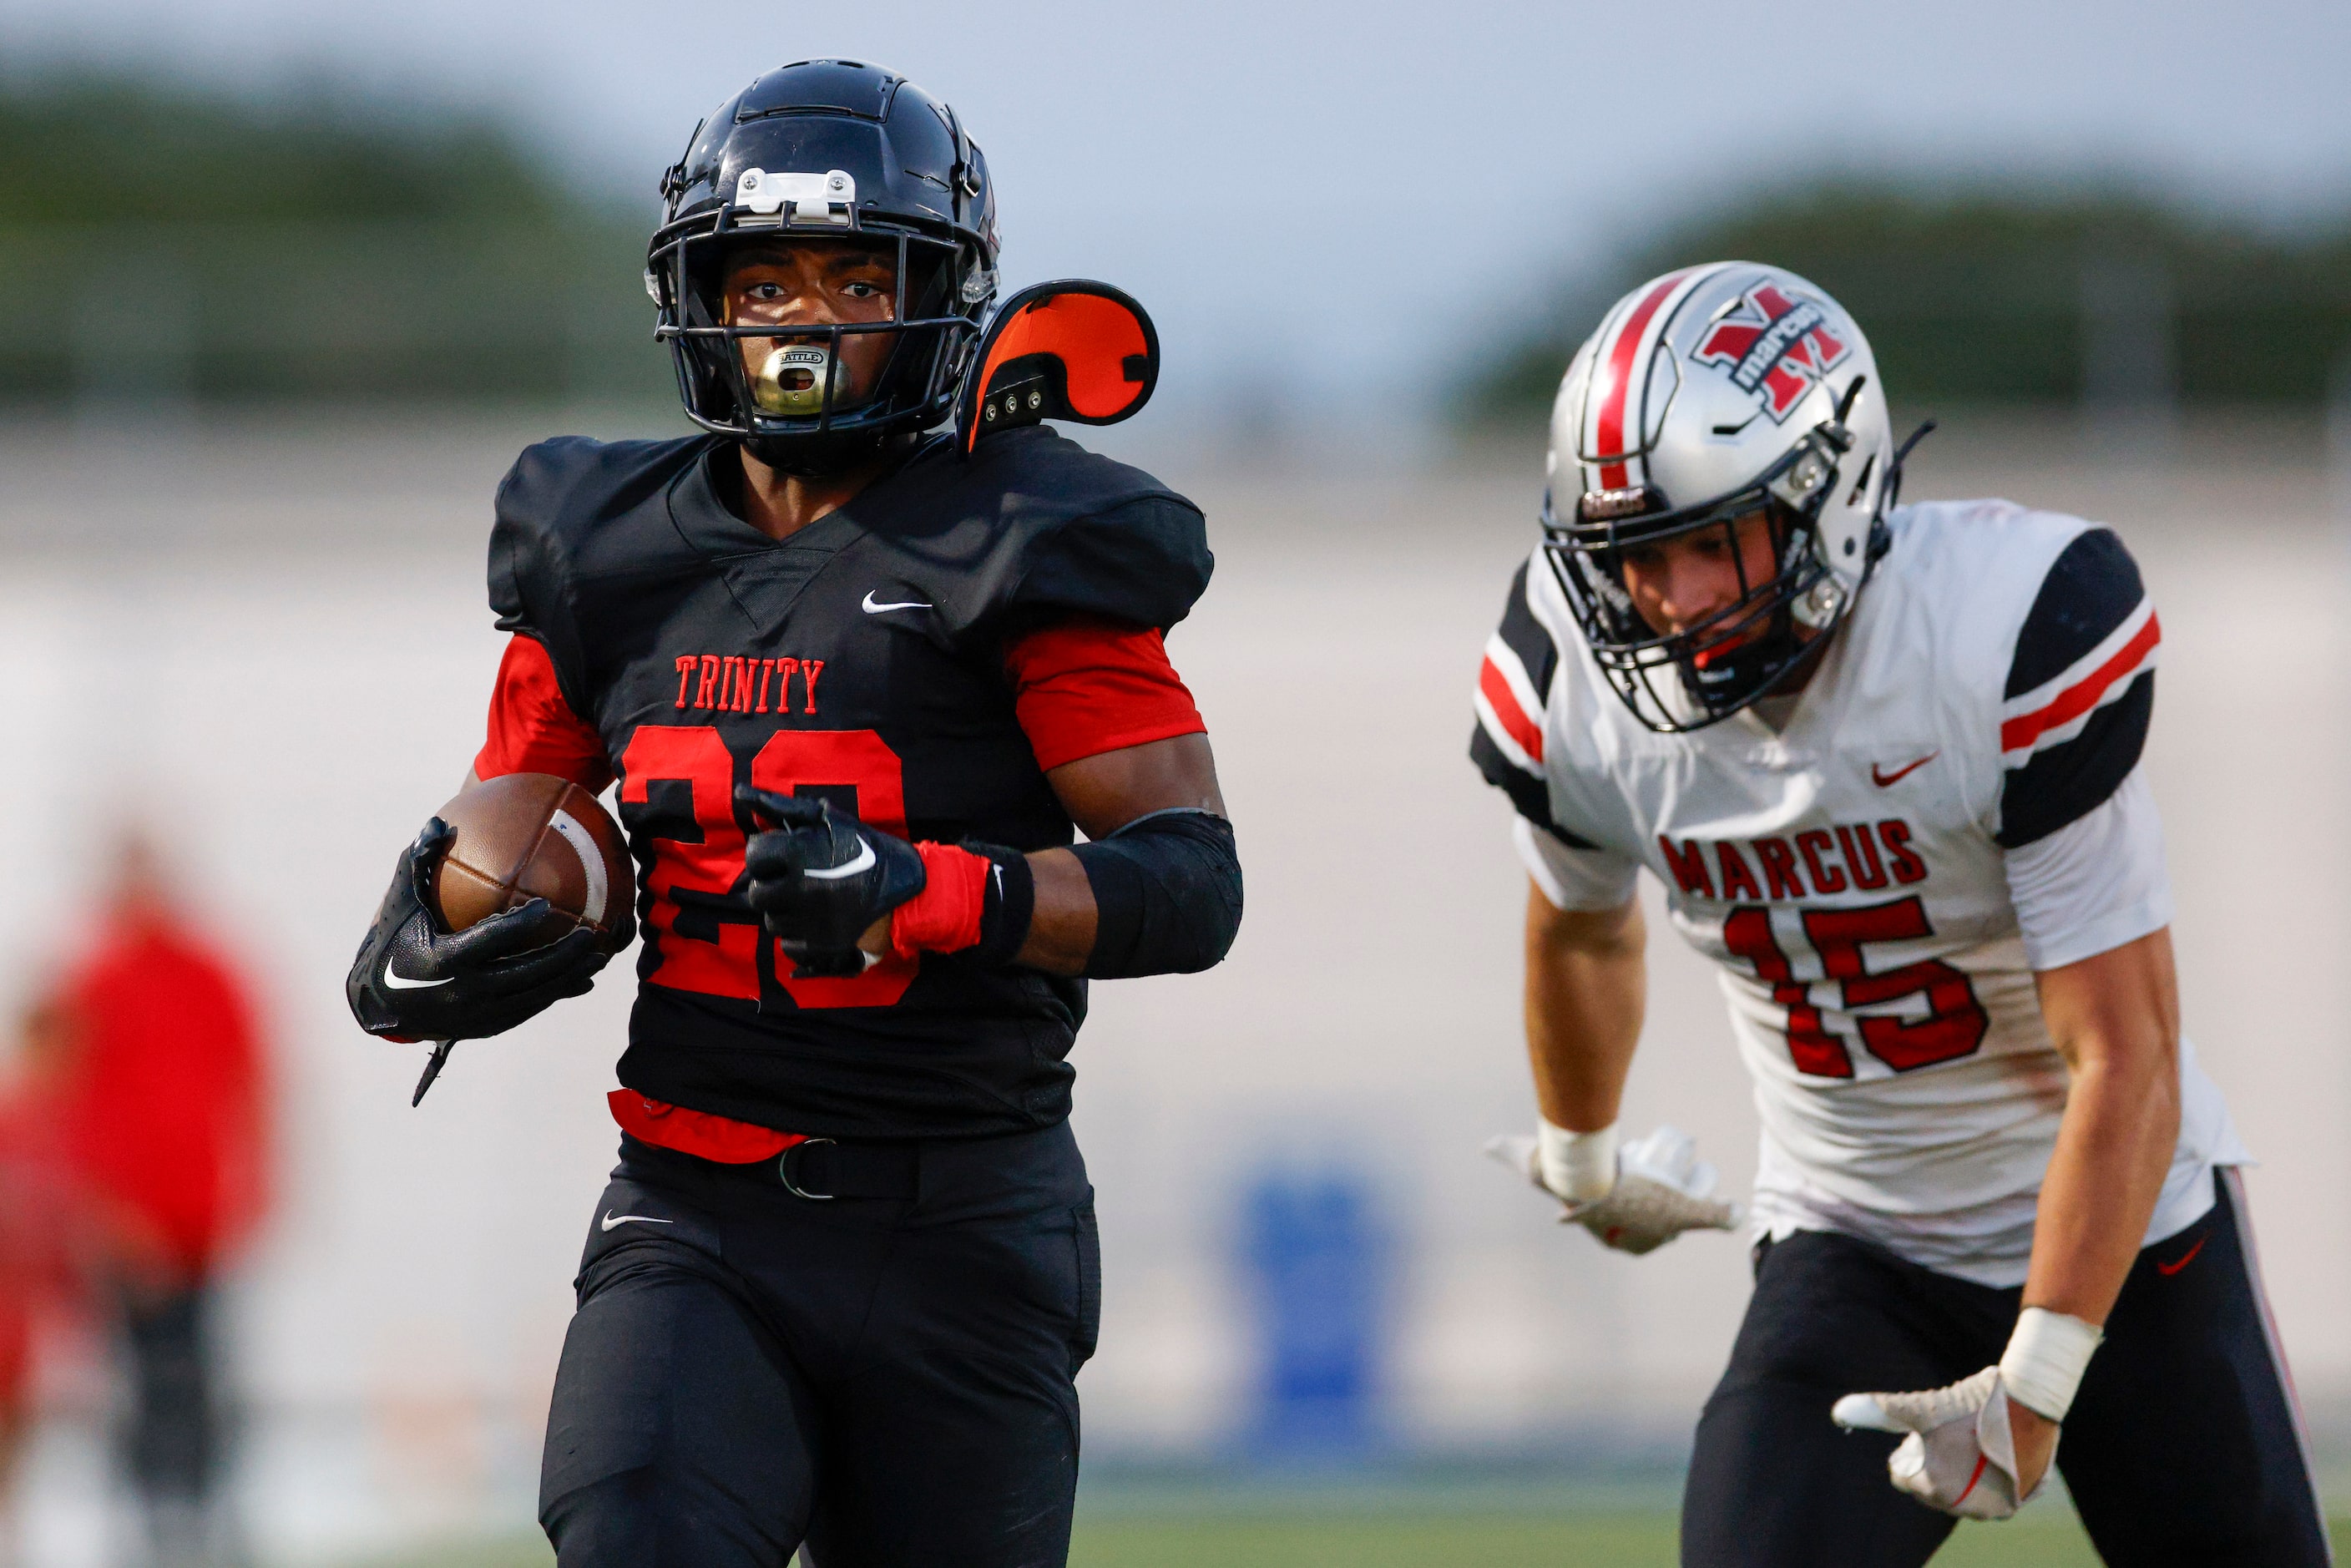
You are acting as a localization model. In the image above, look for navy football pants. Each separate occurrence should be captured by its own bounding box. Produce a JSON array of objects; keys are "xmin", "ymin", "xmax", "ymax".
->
[
  {"xmin": 538, "ymin": 1126, "xmax": 1100, "ymax": 1568},
  {"xmin": 1681, "ymin": 1170, "xmax": 2330, "ymax": 1566}
]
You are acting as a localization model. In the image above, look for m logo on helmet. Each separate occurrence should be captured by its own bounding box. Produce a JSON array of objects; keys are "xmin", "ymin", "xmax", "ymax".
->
[{"xmin": 1693, "ymin": 284, "xmax": 1851, "ymax": 422}]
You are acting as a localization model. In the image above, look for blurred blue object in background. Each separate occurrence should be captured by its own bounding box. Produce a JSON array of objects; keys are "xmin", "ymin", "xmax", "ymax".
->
[{"xmin": 1240, "ymin": 1168, "xmax": 1392, "ymax": 1464}]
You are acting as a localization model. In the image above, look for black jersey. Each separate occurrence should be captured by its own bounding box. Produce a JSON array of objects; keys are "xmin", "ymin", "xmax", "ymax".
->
[{"xmin": 487, "ymin": 426, "xmax": 1212, "ymax": 1139}]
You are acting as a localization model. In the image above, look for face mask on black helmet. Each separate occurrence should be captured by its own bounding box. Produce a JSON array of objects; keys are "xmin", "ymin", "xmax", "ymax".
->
[
  {"xmin": 646, "ymin": 59, "xmax": 1000, "ymax": 475},
  {"xmin": 1541, "ymin": 261, "xmax": 1929, "ymax": 734}
]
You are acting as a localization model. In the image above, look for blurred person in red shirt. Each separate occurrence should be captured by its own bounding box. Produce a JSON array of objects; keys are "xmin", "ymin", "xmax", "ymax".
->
[
  {"xmin": 0, "ymin": 996, "xmax": 92, "ymax": 1559},
  {"xmin": 40, "ymin": 834, "xmax": 270, "ymax": 1567}
]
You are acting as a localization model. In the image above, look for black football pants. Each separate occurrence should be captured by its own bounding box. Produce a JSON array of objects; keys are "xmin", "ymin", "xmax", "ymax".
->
[
  {"xmin": 538, "ymin": 1125, "xmax": 1100, "ymax": 1568},
  {"xmin": 1681, "ymin": 1170, "xmax": 2329, "ymax": 1566}
]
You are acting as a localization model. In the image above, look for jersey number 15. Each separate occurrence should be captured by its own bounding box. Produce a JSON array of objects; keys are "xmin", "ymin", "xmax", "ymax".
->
[{"xmin": 1722, "ymin": 896, "xmax": 1989, "ymax": 1078}]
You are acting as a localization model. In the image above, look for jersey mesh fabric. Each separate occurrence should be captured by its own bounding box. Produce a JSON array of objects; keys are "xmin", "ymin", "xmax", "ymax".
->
[
  {"xmin": 2001, "ymin": 770, "xmax": 2173, "ymax": 971},
  {"xmin": 1001, "ymin": 618, "xmax": 1205, "ymax": 770},
  {"xmin": 1515, "ymin": 764, "xmax": 2178, "ymax": 971},
  {"xmin": 474, "ymin": 634, "xmax": 616, "ymax": 790},
  {"xmin": 476, "ymin": 620, "xmax": 1202, "ymax": 792},
  {"xmin": 478, "ymin": 619, "xmax": 1204, "ymax": 1160},
  {"xmin": 1476, "ymin": 498, "xmax": 2245, "ymax": 1287},
  {"xmin": 474, "ymin": 428, "xmax": 1214, "ymax": 1144},
  {"xmin": 1514, "ymin": 816, "xmax": 1639, "ymax": 911},
  {"xmin": 605, "ymin": 1089, "xmax": 803, "ymax": 1161}
]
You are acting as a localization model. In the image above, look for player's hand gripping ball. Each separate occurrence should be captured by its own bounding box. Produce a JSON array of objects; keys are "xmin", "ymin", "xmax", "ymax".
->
[
  {"xmin": 738, "ymin": 788, "xmax": 926, "ymax": 977},
  {"xmin": 346, "ymin": 774, "xmax": 634, "ymax": 1043},
  {"xmin": 1485, "ymin": 1124, "xmax": 1742, "ymax": 1254}
]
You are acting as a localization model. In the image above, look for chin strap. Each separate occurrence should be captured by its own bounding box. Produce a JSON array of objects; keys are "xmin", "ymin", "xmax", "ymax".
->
[
  {"xmin": 1858, "ymin": 419, "xmax": 1937, "ymax": 571},
  {"xmin": 743, "ymin": 427, "xmax": 897, "ymax": 478},
  {"xmin": 1883, "ymin": 419, "xmax": 1939, "ymax": 510}
]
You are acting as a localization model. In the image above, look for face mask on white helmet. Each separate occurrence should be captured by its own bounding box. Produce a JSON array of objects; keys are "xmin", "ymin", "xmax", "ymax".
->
[{"xmin": 1540, "ymin": 261, "xmax": 1928, "ymax": 733}]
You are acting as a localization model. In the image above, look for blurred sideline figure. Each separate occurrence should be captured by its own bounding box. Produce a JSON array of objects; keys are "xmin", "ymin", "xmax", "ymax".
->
[
  {"xmin": 33, "ymin": 834, "xmax": 271, "ymax": 1568},
  {"xmin": 0, "ymin": 999, "xmax": 88, "ymax": 1566},
  {"xmin": 1474, "ymin": 263, "xmax": 2327, "ymax": 1565}
]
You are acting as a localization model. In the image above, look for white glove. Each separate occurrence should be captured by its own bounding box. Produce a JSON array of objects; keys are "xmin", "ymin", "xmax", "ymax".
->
[
  {"xmin": 1484, "ymin": 1123, "xmax": 1742, "ymax": 1255},
  {"xmin": 1832, "ymin": 1366, "xmax": 2041, "ymax": 1520}
]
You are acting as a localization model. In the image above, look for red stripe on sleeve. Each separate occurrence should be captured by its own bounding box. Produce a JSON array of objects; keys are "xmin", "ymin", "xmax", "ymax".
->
[
  {"xmin": 1003, "ymin": 618, "xmax": 1206, "ymax": 772},
  {"xmin": 1478, "ymin": 655, "xmax": 1545, "ymax": 762},
  {"xmin": 474, "ymin": 634, "xmax": 615, "ymax": 791},
  {"xmin": 1999, "ymin": 611, "xmax": 2161, "ymax": 754}
]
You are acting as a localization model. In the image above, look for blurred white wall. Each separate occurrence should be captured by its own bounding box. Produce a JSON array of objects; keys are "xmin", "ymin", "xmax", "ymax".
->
[{"xmin": 0, "ymin": 411, "xmax": 2343, "ymax": 1558}]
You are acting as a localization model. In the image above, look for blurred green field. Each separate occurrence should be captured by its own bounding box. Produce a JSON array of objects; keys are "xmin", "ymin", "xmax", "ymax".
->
[
  {"xmin": 1067, "ymin": 1511, "xmax": 2099, "ymax": 1567},
  {"xmin": 361, "ymin": 1510, "xmax": 2351, "ymax": 1566}
]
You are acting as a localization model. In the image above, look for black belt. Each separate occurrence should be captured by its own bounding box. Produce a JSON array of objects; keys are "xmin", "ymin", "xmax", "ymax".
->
[{"xmin": 778, "ymin": 1137, "xmax": 920, "ymax": 1201}]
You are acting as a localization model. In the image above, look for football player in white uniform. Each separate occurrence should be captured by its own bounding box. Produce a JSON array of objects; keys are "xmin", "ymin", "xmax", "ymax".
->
[{"xmin": 1472, "ymin": 262, "xmax": 2329, "ymax": 1566}]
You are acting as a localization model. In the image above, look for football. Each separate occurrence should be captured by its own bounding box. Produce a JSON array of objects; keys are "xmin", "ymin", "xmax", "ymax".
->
[{"xmin": 427, "ymin": 772, "xmax": 634, "ymax": 951}]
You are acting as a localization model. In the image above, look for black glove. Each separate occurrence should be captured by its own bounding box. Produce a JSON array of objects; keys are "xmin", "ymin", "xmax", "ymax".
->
[
  {"xmin": 347, "ymin": 817, "xmax": 614, "ymax": 1041},
  {"xmin": 737, "ymin": 788, "xmax": 926, "ymax": 978}
]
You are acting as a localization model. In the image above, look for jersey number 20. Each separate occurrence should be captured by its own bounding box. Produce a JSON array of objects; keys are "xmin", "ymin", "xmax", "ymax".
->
[
  {"xmin": 1722, "ymin": 896, "xmax": 1989, "ymax": 1078},
  {"xmin": 618, "ymin": 724, "xmax": 914, "ymax": 1009}
]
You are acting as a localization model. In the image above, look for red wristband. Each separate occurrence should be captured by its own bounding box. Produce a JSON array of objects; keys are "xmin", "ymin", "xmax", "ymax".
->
[{"xmin": 889, "ymin": 842, "xmax": 993, "ymax": 959}]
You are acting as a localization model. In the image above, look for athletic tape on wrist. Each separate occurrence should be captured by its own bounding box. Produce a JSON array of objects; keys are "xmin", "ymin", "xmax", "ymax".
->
[
  {"xmin": 1538, "ymin": 1119, "xmax": 1618, "ymax": 1205},
  {"xmin": 887, "ymin": 842, "xmax": 1034, "ymax": 965},
  {"xmin": 889, "ymin": 842, "xmax": 992, "ymax": 959},
  {"xmin": 1999, "ymin": 1307, "xmax": 2104, "ymax": 1422},
  {"xmin": 968, "ymin": 842, "xmax": 1035, "ymax": 966}
]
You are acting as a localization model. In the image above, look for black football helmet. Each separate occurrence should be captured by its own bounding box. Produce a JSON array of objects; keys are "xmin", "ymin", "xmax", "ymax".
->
[{"xmin": 648, "ymin": 60, "xmax": 999, "ymax": 473}]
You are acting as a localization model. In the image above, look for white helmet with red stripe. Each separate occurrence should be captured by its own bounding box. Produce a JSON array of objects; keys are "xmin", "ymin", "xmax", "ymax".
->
[{"xmin": 1543, "ymin": 261, "xmax": 1907, "ymax": 732}]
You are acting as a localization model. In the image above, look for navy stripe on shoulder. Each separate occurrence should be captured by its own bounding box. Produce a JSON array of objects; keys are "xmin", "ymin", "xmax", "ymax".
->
[
  {"xmin": 2005, "ymin": 529, "xmax": 2144, "ymax": 700},
  {"xmin": 1469, "ymin": 726, "xmax": 1599, "ymax": 850},
  {"xmin": 1496, "ymin": 560, "xmax": 1560, "ymax": 703},
  {"xmin": 1996, "ymin": 671, "xmax": 2152, "ymax": 847}
]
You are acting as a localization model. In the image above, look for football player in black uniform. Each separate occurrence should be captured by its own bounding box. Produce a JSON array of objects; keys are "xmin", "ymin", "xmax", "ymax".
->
[{"xmin": 346, "ymin": 60, "xmax": 1242, "ymax": 1567}]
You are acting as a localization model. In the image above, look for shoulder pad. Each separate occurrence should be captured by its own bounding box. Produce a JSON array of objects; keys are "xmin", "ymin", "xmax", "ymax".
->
[
  {"xmin": 854, "ymin": 426, "xmax": 1210, "ymax": 643},
  {"xmin": 1873, "ymin": 500, "xmax": 2090, "ymax": 695},
  {"xmin": 1995, "ymin": 525, "xmax": 2156, "ymax": 846},
  {"xmin": 488, "ymin": 435, "xmax": 712, "ymax": 711},
  {"xmin": 958, "ymin": 281, "xmax": 1158, "ymax": 453},
  {"xmin": 1878, "ymin": 502, "xmax": 2155, "ymax": 847}
]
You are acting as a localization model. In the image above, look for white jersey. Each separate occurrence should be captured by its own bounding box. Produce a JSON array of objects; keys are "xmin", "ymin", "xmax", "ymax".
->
[{"xmin": 1472, "ymin": 498, "xmax": 2246, "ymax": 1287}]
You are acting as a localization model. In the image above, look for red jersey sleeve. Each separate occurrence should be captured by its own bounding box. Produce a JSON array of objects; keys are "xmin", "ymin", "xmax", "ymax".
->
[
  {"xmin": 474, "ymin": 634, "xmax": 614, "ymax": 792},
  {"xmin": 1002, "ymin": 617, "xmax": 1206, "ymax": 772}
]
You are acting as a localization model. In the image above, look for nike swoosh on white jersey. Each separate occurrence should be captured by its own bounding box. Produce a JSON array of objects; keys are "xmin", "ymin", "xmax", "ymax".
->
[
  {"xmin": 861, "ymin": 591, "xmax": 933, "ymax": 614},
  {"xmin": 600, "ymin": 1211, "xmax": 675, "ymax": 1232},
  {"xmin": 382, "ymin": 964, "xmax": 453, "ymax": 990},
  {"xmin": 803, "ymin": 840, "xmax": 877, "ymax": 881}
]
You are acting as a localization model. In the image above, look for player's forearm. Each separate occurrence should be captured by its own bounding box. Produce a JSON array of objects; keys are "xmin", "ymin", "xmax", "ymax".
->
[
  {"xmin": 1026, "ymin": 733, "xmax": 1241, "ymax": 979},
  {"xmin": 853, "ymin": 733, "xmax": 1237, "ymax": 978},
  {"xmin": 1016, "ymin": 848, "xmax": 1095, "ymax": 974},
  {"xmin": 2022, "ymin": 929, "xmax": 2182, "ymax": 1325},
  {"xmin": 1524, "ymin": 886, "xmax": 1646, "ymax": 1131}
]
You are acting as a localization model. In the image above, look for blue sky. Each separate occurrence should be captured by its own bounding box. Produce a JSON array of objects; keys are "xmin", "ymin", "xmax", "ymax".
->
[{"xmin": 7, "ymin": 0, "xmax": 2348, "ymax": 432}]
